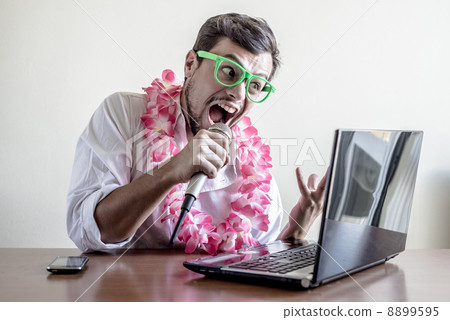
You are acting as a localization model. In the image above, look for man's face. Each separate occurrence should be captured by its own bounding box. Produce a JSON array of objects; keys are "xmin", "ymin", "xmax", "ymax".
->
[{"xmin": 182, "ymin": 37, "xmax": 273, "ymax": 135}]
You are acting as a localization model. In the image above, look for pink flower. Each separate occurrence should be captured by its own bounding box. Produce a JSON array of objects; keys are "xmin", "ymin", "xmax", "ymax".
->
[
  {"xmin": 162, "ymin": 69, "xmax": 176, "ymax": 83},
  {"xmin": 249, "ymin": 213, "xmax": 270, "ymax": 232},
  {"xmin": 216, "ymin": 222, "xmax": 238, "ymax": 252},
  {"xmin": 201, "ymin": 232, "xmax": 222, "ymax": 255},
  {"xmin": 143, "ymin": 70, "xmax": 182, "ymax": 101},
  {"xmin": 240, "ymin": 164, "xmax": 271, "ymax": 182},
  {"xmin": 227, "ymin": 212, "xmax": 251, "ymax": 233},
  {"xmin": 233, "ymin": 117, "xmax": 256, "ymax": 139},
  {"xmin": 141, "ymin": 107, "xmax": 175, "ymax": 137},
  {"xmin": 213, "ymin": 213, "xmax": 261, "ymax": 252},
  {"xmin": 230, "ymin": 194, "xmax": 271, "ymax": 232},
  {"xmin": 238, "ymin": 139, "xmax": 272, "ymax": 169},
  {"xmin": 179, "ymin": 212, "xmax": 218, "ymax": 253},
  {"xmin": 150, "ymin": 138, "xmax": 177, "ymax": 163},
  {"xmin": 161, "ymin": 188, "xmax": 184, "ymax": 223}
]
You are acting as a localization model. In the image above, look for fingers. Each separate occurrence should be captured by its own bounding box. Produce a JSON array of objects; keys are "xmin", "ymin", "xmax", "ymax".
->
[
  {"xmin": 286, "ymin": 168, "xmax": 329, "ymax": 241},
  {"xmin": 193, "ymin": 129, "xmax": 231, "ymax": 178},
  {"xmin": 296, "ymin": 167, "xmax": 328, "ymax": 197},
  {"xmin": 317, "ymin": 167, "xmax": 329, "ymax": 192},
  {"xmin": 199, "ymin": 156, "xmax": 223, "ymax": 178},
  {"xmin": 296, "ymin": 167, "xmax": 310, "ymax": 197},
  {"xmin": 203, "ymin": 129, "xmax": 231, "ymax": 146},
  {"xmin": 197, "ymin": 129, "xmax": 230, "ymax": 155},
  {"xmin": 170, "ymin": 129, "xmax": 232, "ymax": 183},
  {"xmin": 307, "ymin": 174, "xmax": 319, "ymax": 191}
]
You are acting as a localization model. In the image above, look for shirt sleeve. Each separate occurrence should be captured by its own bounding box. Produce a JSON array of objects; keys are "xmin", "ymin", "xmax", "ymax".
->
[
  {"xmin": 251, "ymin": 177, "xmax": 284, "ymax": 243},
  {"xmin": 66, "ymin": 92, "xmax": 145, "ymax": 252}
]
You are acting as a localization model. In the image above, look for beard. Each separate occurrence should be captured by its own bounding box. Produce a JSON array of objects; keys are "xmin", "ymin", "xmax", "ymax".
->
[
  {"xmin": 184, "ymin": 74, "xmax": 241, "ymax": 135},
  {"xmin": 184, "ymin": 77, "xmax": 202, "ymax": 136}
]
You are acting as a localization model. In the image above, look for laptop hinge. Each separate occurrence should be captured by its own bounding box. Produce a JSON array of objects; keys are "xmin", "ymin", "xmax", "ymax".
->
[
  {"xmin": 385, "ymin": 253, "xmax": 399, "ymax": 262},
  {"xmin": 315, "ymin": 259, "xmax": 386, "ymax": 287}
]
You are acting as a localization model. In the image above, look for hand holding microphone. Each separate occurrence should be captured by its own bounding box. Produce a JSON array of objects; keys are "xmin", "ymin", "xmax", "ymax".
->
[{"xmin": 169, "ymin": 122, "xmax": 232, "ymax": 244}]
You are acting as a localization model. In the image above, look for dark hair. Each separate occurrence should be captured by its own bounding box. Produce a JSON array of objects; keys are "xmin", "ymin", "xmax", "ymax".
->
[{"xmin": 193, "ymin": 13, "xmax": 281, "ymax": 80}]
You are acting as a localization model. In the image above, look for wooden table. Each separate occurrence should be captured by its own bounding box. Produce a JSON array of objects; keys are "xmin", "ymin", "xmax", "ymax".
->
[{"xmin": 1, "ymin": 248, "xmax": 449, "ymax": 302}]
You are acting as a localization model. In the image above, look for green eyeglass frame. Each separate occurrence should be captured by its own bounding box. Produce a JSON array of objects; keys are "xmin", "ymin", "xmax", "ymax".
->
[{"xmin": 196, "ymin": 50, "xmax": 276, "ymax": 103}]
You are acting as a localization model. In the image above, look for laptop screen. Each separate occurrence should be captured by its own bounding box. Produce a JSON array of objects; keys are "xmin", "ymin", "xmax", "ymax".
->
[{"xmin": 314, "ymin": 130, "xmax": 423, "ymax": 284}]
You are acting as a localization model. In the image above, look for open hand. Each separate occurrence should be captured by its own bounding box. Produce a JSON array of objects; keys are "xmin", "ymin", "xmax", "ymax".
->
[{"xmin": 279, "ymin": 167, "xmax": 328, "ymax": 240}]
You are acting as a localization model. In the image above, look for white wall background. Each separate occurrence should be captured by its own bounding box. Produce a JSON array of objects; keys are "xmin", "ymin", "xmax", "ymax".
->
[{"xmin": 1, "ymin": 0, "xmax": 449, "ymax": 249}]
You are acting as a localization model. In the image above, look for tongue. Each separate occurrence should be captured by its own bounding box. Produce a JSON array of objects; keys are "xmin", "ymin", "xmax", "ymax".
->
[{"xmin": 209, "ymin": 105, "xmax": 224, "ymax": 123}]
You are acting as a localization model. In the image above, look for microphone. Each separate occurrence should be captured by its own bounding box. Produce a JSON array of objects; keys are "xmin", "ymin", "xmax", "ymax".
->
[{"xmin": 169, "ymin": 122, "xmax": 232, "ymax": 244}]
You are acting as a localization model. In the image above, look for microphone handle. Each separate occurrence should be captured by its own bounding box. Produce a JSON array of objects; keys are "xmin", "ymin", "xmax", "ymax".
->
[
  {"xmin": 185, "ymin": 172, "xmax": 208, "ymax": 199},
  {"xmin": 169, "ymin": 173, "xmax": 207, "ymax": 244},
  {"xmin": 169, "ymin": 122, "xmax": 232, "ymax": 245}
]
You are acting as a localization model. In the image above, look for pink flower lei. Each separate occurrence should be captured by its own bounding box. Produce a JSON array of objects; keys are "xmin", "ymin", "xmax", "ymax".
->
[{"xmin": 141, "ymin": 70, "xmax": 272, "ymax": 255}]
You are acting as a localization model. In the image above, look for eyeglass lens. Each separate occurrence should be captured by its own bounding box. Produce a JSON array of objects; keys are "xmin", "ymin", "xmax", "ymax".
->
[{"xmin": 216, "ymin": 60, "xmax": 270, "ymax": 102}]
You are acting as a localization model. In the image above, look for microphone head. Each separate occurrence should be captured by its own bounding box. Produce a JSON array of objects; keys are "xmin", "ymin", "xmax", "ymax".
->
[{"xmin": 209, "ymin": 122, "xmax": 232, "ymax": 141}]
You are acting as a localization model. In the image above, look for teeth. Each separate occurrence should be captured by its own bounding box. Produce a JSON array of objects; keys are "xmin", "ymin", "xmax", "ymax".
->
[{"xmin": 218, "ymin": 104, "xmax": 237, "ymax": 114}]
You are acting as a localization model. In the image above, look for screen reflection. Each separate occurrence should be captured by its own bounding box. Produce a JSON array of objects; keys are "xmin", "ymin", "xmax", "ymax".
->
[{"xmin": 314, "ymin": 130, "xmax": 423, "ymax": 284}]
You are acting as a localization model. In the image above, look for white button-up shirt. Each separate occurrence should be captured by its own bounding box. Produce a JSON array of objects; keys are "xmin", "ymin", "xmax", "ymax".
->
[{"xmin": 66, "ymin": 92, "xmax": 283, "ymax": 252}]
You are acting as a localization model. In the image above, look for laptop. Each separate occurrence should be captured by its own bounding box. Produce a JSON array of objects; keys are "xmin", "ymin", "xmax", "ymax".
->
[{"xmin": 184, "ymin": 129, "xmax": 423, "ymax": 289}]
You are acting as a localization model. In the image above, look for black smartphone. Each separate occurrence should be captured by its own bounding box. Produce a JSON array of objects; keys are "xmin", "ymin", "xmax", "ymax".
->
[{"xmin": 46, "ymin": 256, "xmax": 89, "ymax": 274}]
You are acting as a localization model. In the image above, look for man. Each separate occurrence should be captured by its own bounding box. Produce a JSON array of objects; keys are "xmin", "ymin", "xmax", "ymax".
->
[{"xmin": 67, "ymin": 13, "xmax": 326, "ymax": 254}]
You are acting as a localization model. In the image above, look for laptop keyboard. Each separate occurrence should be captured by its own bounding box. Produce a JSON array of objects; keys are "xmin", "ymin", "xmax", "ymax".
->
[{"xmin": 228, "ymin": 244, "xmax": 317, "ymax": 274}]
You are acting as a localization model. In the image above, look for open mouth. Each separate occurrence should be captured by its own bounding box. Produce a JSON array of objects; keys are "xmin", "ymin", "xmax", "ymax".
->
[{"xmin": 208, "ymin": 103, "xmax": 238, "ymax": 125}]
